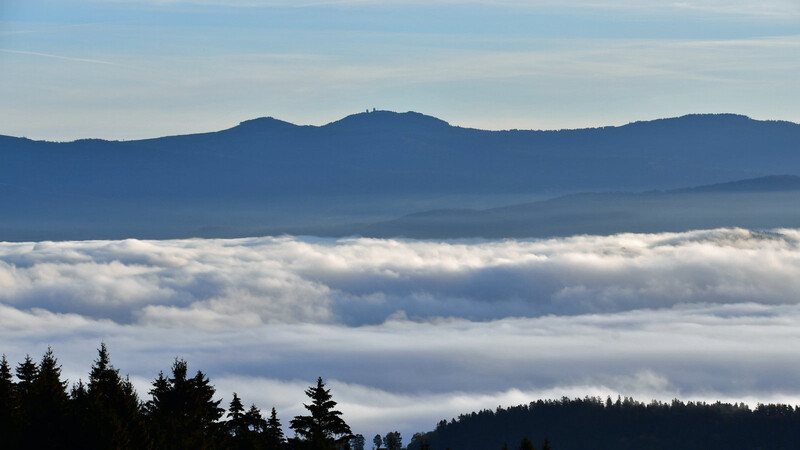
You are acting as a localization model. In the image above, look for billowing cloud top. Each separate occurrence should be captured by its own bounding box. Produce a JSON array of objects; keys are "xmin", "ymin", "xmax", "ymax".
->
[
  {"xmin": 3, "ymin": 228, "xmax": 800, "ymax": 327},
  {"xmin": 3, "ymin": 228, "xmax": 800, "ymax": 438}
]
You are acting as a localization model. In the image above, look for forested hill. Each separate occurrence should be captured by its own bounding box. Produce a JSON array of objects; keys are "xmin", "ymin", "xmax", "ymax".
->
[
  {"xmin": 347, "ymin": 175, "xmax": 800, "ymax": 239},
  {"xmin": 3, "ymin": 112, "xmax": 800, "ymax": 198},
  {"xmin": 3, "ymin": 112, "xmax": 800, "ymax": 240},
  {"xmin": 407, "ymin": 396, "xmax": 800, "ymax": 450}
]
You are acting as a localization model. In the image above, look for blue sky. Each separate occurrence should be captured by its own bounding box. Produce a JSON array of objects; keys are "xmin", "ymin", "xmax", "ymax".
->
[{"xmin": 2, "ymin": 0, "xmax": 800, "ymax": 140}]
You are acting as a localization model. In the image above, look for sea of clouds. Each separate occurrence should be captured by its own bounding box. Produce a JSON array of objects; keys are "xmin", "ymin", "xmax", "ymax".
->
[{"xmin": 3, "ymin": 227, "xmax": 800, "ymax": 438}]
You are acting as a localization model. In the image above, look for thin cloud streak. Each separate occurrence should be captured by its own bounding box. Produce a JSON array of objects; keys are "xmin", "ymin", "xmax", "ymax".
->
[
  {"xmin": 83, "ymin": 0, "xmax": 800, "ymax": 18},
  {"xmin": 0, "ymin": 48, "xmax": 120, "ymax": 66}
]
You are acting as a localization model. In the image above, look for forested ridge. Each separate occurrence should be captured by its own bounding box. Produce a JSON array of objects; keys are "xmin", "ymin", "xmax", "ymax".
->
[
  {"xmin": 0, "ymin": 345, "xmax": 358, "ymax": 449},
  {"xmin": 407, "ymin": 396, "xmax": 800, "ymax": 450},
  {"xmin": 4, "ymin": 112, "xmax": 800, "ymax": 242},
  {"xmin": 4, "ymin": 345, "xmax": 800, "ymax": 450}
]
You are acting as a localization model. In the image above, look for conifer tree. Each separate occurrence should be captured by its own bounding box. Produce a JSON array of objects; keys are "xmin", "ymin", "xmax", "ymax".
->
[
  {"xmin": 15, "ymin": 354, "xmax": 37, "ymax": 402},
  {"xmin": 69, "ymin": 379, "xmax": 91, "ymax": 422},
  {"xmin": 228, "ymin": 392, "xmax": 247, "ymax": 438},
  {"xmin": 0, "ymin": 354, "xmax": 14, "ymax": 405},
  {"xmin": 145, "ymin": 358, "xmax": 224, "ymax": 449},
  {"xmin": 0, "ymin": 354, "xmax": 20, "ymax": 447},
  {"xmin": 82, "ymin": 344, "xmax": 146, "ymax": 449},
  {"xmin": 226, "ymin": 393, "xmax": 267, "ymax": 450},
  {"xmin": 518, "ymin": 437, "xmax": 535, "ymax": 450},
  {"xmin": 246, "ymin": 404, "xmax": 267, "ymax": 433},
  {"xmin": 31, "ymin": 347, "xmax": 70, "ymax": 448},
  {"xmin": 264, "ymin": 406, "xmax": 285, "ymax": 449},
  {"xmin": 290, "ymin": 377, "xmax": 352, "ymax": 450}
]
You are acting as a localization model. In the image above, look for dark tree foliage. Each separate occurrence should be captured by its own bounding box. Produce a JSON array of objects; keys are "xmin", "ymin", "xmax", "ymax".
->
[
  {"xmin": 408, "ymin": 396, "xmax": 800, "ymax": 450},
  {"xmin": 15, "ymin": 354, "xmax": 37, "ymax": 400},
  {"xmin": 14, "ymin": 344, "xmax": 800, "ymax": 450},
  {"xmin": 290, "ymin": 377, "xmax": 353, "ymax": 450},
  {"xmin": 13, "ymin": 354, "xmax": 38, "ymax": 446},
  {"xmin": 145, "ymin": 358, "xmax": 225, "ymax": 449},
  {"xmin": 409, "ymin": 433, "xmax": 431, "ymax": 450},
  {"xmin": 77, "ymin": 343, "xmax": 147, "ymax": 449},
  {"xmin": 349, "ymin": 434, "xmax": 366, "ymax": 450},
  {"xmin": 383, "ymin": 431, "xmax": 402, "ymax": 450},
  {"xmin": 0, "ymin": 345, "xmax": 299, "ymax": 450},
  {"xmin": 228, "ymin": 394, "xmax": 269, "ymax": 450},
  {"xmin": 29, "ymin": 348, "xmax": 71, "ymax": 449},
  {"xmin": 0, "ymin": 354, "xmax": 20, "ymax": 446},
  {"xmin": 518, "ymin": 437, "xmax": 535, "ymax": 450},
  {"xmin": 228, "ymin": 393, "xmax": 248, "ymax": 439},
  {"xmin": 265, "ymin": 406, "xmax": 287, "ymax": 449}
]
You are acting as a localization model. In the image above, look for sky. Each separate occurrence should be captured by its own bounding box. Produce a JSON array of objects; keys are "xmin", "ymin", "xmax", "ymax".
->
[
  {"xmin": 4, "ymin": 229, "xmax": 800, "ymax": 439},
  {"xmin": 2, "ymin": 0, "xmax": 800, "ymax": 140}
]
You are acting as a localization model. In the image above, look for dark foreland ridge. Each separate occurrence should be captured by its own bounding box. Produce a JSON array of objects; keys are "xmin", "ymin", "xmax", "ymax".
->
[
  {"xmin": 407, "ymin": 396, "xmax": 800, "ymax": 450},
  {"xmin": 342, "ymin": 175, "xmax": 800, "ymax": 239},
  {"xmin": 2, "ymin": 111, "xmax": 800, "ymax": 241}
]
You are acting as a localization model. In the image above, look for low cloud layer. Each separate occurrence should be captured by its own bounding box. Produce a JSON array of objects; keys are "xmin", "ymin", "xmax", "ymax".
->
[
  {"xmin": 3, "ymin": 228, "xmax": 800, "ymax": 438},
  {"xmin": 2, "ymin": 228, "xmax": 800, "ymax": 326}
]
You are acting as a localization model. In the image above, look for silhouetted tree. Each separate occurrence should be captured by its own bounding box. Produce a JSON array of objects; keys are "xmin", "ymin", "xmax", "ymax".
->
[
  {"xmin": 14, "ymin": 354, "xmax": 38, "ymax": 446},
  {"xmin": 374, "ymin": 434, "xmax": 382, "ymax": 450},
  {"xmin": 409, "ymin": 433, "xmax": 429, "ymax": 450},
  {"xmin": 15, "ymin": 354, "xmax": 37, "ymax": 399},
  {"xmin": 0, "ymin": 354, "xmax": 19, "ymax": 446},
  {"xmin": 350, "ymin": 434, "xmax": 366, "ymax": 450},
  {"xmin": 145, "ymin": 358, "xmax": 224, "ymax": 449},
  {"xmin": 245, "ymin": 404, "xmax": 267, "ymax": 434},
  {"xmin": 290, "ymin": 377, "xmax": 352, "ymax": 449},
  {"xmin": 228, "ymin": 393, "xmax": 248, "ymax": 438},
  {"xmin": 264, "ymin": 406, "xmax": 286, "ymax": 449},
  {"xmin": 383, "ymin": 431, "xmax": 402, "ymax": 450},
  {"xmin": 30, "ymin": 347, "xmax": 70, "ymax": 448},
  {"xmin": 78, "ymin": 343, "xmax": 146, "ymax": 449},
  {"xmin": 519, "ymin": 437, "xmax": 535, "ymax": 450}
]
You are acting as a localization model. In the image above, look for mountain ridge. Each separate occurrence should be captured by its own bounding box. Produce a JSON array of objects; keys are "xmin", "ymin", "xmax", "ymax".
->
[
  {"xmin": 5, "ymin": 111, "xmax": 795, "ymax": 143},
  {"xmin": 2, "ymin": 111, "xmax": 800, "ymax": 241}
]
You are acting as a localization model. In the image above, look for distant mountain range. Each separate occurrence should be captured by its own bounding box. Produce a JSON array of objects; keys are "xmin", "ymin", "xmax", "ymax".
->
[
  {"xmin": 2, "ymin": 112, "xmax": 799, "ymax": 240},
  {"xmin": 330, "ymin": 175, "xmax": 800, "ymax": 239}
]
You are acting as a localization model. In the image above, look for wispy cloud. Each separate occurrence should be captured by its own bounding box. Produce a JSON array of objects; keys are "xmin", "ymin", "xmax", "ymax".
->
[
  {"xmin": 83, "ymin": 0, "xmax": 800, "ymax": 17},
  {"xmin": 0, "ymin": 48, "xmax": 119, "ymax": 66}
]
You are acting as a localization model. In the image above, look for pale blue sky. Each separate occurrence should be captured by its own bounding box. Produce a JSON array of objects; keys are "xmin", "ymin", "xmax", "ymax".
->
[{"xmin": 2, "ymin": 0, "xmax": 800, "ymax": 140}]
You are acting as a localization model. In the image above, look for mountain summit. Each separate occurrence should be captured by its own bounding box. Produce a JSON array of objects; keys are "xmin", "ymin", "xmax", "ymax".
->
[{"xmin": 325, "ymin": 110, "xmax": 451, "ymax": 131}]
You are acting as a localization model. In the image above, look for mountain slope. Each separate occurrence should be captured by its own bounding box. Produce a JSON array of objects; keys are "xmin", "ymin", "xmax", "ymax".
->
[
  {"xmin": 2, "ymin": 112, "xmax": 800, "ymax": 240},
  {"xmin": 348, "ymin": 176, "xmax": 800, "ymax": 239}
]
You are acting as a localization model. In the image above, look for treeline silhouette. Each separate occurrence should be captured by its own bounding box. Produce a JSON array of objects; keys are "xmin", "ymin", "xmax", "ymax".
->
[
  {"xmin": 407, "ymin": 396, "xmax": 800, "ymax": 450},
  {"xmin": 0, "ymin": 344, "xmax": 358, "ymax": 450},
  {"xmin": 7, "ymin": 345, "xmax": 800, "ymax": 450}
]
